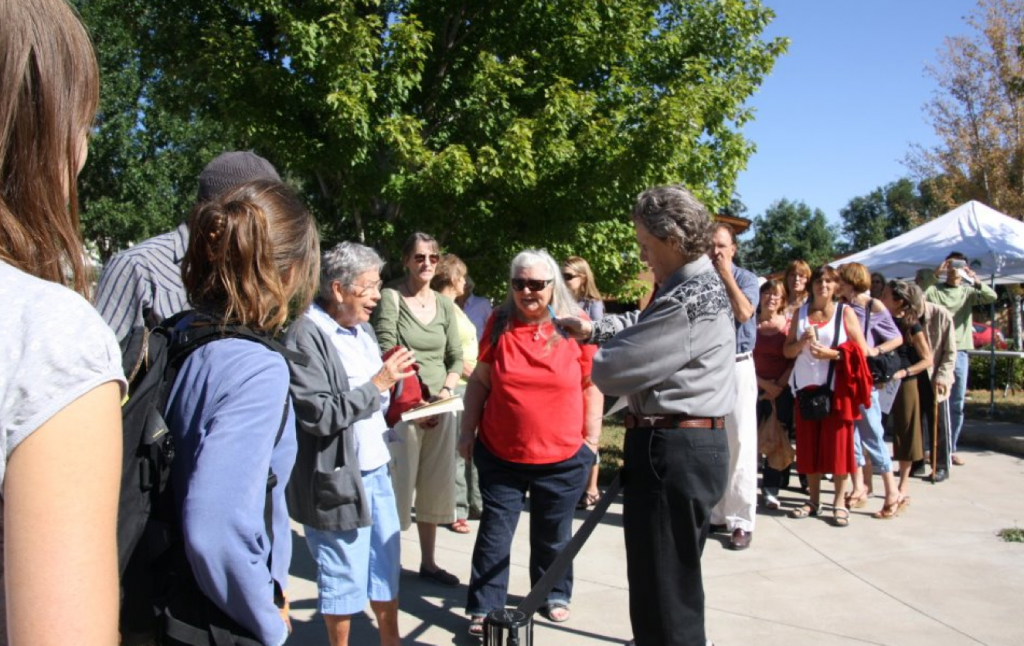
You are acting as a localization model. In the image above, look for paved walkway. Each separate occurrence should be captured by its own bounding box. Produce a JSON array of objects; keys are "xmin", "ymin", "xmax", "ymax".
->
[{"xmin": 286, "ymin": 418, "xmax": 1024, "ymax": 646}]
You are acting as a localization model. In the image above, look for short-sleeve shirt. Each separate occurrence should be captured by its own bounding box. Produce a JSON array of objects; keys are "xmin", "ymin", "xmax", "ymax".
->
[
  {"xmin": 0, "ymin": 261, "xmax": 126, "ymax": 488},
  {"xmin": 477, "ymin": 313, "xmax": 596, "ymax": 464},
  {"xmin": 732, "ymin": 265, "xmax": 760, "ymax": 353}
]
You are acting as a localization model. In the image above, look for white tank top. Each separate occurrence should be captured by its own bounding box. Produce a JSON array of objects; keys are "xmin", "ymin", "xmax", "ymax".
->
[{"xmin": 789, "ymin": 303, "xmax": 847, "ymax": 392}]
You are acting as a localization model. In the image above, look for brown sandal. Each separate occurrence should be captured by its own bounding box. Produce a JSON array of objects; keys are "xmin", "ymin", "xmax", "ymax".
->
[
  {"xmin": 788, "ymin": 502, "xmax": 819, "ymax": 519},
  {"xmin": 873, "ymin": 499, "xmax": 900, "ymax": 519},
  {"xmin": 449, "ymin": 519, "xmax": 471, "ymax": 534}
]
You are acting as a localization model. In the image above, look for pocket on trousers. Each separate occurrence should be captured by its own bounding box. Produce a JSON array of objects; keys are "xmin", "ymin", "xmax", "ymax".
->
[{"xmin": 313, "ymin": 469, "xmax": 360, "ymax": 510}]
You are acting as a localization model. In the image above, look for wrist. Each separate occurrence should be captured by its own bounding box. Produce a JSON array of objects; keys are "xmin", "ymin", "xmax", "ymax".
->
[{"xmin": 439, "ymin": 385, "xmax": 453, "ymax": 395}]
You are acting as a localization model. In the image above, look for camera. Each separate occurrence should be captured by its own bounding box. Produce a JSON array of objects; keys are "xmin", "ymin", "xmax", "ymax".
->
[{"xmin": 949, "ymin": 259, "xmax": 967, "ymax": 268}]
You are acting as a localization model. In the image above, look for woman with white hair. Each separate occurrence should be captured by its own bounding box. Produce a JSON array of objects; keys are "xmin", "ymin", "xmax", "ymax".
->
[{"xmin": 458, "ymin": 249, "xmax": 602, "ymax": 637}]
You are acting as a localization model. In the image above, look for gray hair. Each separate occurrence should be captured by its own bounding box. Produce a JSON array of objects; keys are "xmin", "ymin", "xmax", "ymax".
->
[
  {"xmin": 319, "ymin": 241, "xmax": 384, "ymax": 300},
  {"xmin": 631, "ymin": 185, "xmax": 713, "ymax": 258},
  {"xmin": 503, "ymin": 249, "xmax": 579, "ymax": 317}
]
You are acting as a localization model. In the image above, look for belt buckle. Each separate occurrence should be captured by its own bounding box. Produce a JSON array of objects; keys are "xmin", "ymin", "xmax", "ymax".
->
[{"xmin": 640, "ymin": 415, "xmax": 661, "ymax": 428}]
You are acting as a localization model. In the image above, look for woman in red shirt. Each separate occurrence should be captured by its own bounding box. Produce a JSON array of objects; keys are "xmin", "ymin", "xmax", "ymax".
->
[{"xmin": 458, "ymin": 249, "xmax": 602, "ymax": 638}]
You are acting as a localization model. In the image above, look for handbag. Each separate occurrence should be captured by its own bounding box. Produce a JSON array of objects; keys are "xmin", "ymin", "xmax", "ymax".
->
[
  {"xmin": 795, "ymin": 303, "xmax": 843, "ymax": 422},
  {"xmin": 382, "ymin": 346, "xmax": 427, "ymax": 427},
  {"xmin": 863, "ymin": 300, "xmax": 901, "ymax": 384}
]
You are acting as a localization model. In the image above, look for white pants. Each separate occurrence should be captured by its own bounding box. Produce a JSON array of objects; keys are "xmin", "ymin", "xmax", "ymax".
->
[{"xmin": 711, "ymin": 356, "xmax": 758, "ymax": 532}]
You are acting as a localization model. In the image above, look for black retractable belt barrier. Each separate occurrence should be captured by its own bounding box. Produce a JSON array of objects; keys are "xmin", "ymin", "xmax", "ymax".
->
[{"xmin": 483, "ymin": 471, "xmax": 623, "ymax": 645}]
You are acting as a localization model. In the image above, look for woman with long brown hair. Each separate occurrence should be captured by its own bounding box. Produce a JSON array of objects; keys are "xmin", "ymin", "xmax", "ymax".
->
[
  {"xmin": 1, "ymin": 2, "xmax": 125, "ymax": 644},
  {"xmin": 164, "ymin": 180, "xmax": 320, "ymax": 645},
  {"xmin": 783, "ymin": 259, "xmax": 812, "ymax": 321}
]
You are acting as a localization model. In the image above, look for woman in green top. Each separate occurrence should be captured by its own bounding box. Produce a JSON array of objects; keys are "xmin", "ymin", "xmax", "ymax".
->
[{"xmin": 372, "ymin": 232, "xmax": 464, "ymax": 586}]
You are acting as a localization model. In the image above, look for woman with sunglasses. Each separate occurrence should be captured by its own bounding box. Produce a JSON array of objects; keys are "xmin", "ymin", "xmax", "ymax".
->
[
  {"xmin": 784, "ymin": 265, "xmax": 871, "ymax": 528},
  {"xmin": 458, "ymin": 250, "xmax": 600, "ymax": 637},
  {"xmin": 372, "ymin": 232, "xmax": 463, "ymax": 587},
  {"xmin": 561, "ymin": 256, "xmax": 606, "ymax": 510},
  {"xmin": 878, "ymin": 280, "xmax": 933, "ymax": 517}
]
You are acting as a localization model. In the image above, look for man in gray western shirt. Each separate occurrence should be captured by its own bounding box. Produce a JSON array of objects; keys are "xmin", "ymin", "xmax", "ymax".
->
[
  {"xmin": 708, "ymin": 223, "xmax": 759, "ymax": 551},
  {"xmin": 562, "ymin": 185, "xmax": 735, "ymax": 646}
]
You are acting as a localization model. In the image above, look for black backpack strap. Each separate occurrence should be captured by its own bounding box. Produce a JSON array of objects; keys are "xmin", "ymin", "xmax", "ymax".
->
[{"xmin": 825, "ymin": 303, "xmax": 843, "ymax": 389}]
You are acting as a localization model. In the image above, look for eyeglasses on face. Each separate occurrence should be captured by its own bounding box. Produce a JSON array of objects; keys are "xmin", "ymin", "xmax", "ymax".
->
[
  {"xmin": 413, "ymin": 253, "xmax": 440, "ymax": 264},
  {"xmin": 561, "ymin": 272, "xmax": 579, "ymax": 281},
  {"xmin": 511, "ymin": 278, "xmax": 553, "ymax": 292},
  {"xmin": 348, "ymin": 280, "xmax": 383, "ymax": 295}
]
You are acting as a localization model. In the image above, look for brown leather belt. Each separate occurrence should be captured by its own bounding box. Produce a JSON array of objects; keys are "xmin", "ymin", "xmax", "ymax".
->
[{"xmin": 624, "ymin": 413, "xmax": 725, "ymax": 430}]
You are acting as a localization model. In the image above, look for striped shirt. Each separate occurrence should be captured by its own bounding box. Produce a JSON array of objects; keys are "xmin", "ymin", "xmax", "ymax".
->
[{"xmin": 94, "ymin": 224, "xmax": 189, "ymax": 343}]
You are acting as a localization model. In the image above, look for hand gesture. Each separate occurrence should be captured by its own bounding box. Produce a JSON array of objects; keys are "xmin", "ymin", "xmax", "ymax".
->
[
  {"xmin": 552, "ymin": 315, "xmax": 592, "ymax": 340},
  {"xmin": 457, "ymin": 428, "xmax": 475, "ymax": 461},
  {"xmin": 372, "ymin": 347, "xmax": 416, "ymax": 392}
]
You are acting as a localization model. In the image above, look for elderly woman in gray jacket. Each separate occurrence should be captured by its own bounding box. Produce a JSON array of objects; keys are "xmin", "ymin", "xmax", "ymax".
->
[{"xmin": 284, "ymin": 242, "xmax": 415, "ymax": 646}]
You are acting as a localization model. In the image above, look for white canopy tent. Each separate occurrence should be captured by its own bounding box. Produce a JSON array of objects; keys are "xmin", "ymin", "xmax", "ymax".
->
[{"xmin": 836, "ymin": 200, "xmax": 1024, "ymax": 284}]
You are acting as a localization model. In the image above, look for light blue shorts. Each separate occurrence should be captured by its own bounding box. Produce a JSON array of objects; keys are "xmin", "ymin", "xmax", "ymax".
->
[{"xmin": 304, "ymin": 465, "xmax": 401, "ymax": 616}]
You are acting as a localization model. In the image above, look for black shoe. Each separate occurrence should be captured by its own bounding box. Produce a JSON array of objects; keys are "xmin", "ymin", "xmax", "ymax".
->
[
  {"xmin": 729, "ymin": 529, "xmax": 752, "ymax": 550},
  {"xmin": 708, "ymin": 523, "xmax": 728, "ymax": 534},
  {"xmin": 910, "ymin": 460, "xmax": 926, "ymax": 477},
  {"xmin": 931, "ymin": 468, "xmax": 949, "ymax": 483}
]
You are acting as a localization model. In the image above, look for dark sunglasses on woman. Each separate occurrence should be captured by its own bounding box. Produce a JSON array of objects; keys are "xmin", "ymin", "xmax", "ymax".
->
[
  {"xmin": 511, "ymin": 278, "xmax": 553, "ymax": 292},
  {"xmin": 414, "ymin": 253, "xmax": 440, "ymax": 264}
]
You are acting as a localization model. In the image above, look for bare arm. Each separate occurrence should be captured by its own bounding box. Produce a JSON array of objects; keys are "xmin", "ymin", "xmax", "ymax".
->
[
  {"xmin": 897, "ymin": 330, "xmax": 934, "ymax": 380},
  {"xmin": 717, "ymin": 264, "xmax": 755, "ymax": 323},
  {"xmin": 4, "ymin": 382, "xmax": 122, "ymax": 646},
  {"xmin": 457, "ymin": 363, "xmax": 492, "ymax": 460},
  {"xmin": 784, "ymin": 315, "xmax": 812, "ymax": 358},
  {"xmin": 582, "ymin": 380, "xmax": 604, "ymax": 449}
]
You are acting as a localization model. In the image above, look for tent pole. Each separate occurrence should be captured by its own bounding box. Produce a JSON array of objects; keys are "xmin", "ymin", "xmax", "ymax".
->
[{"xmin": 988, "ymin": 270, "xmax": 997, "ymax": 419}]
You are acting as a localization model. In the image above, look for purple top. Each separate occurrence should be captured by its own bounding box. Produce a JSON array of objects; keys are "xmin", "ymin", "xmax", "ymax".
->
[{"xmin": 851, "ymin": 299, "xmax": 901, "ymax": 349}]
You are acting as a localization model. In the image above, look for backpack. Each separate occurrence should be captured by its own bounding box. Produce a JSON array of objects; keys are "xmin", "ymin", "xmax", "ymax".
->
[{"xmin": 117, "ymin": 313, "xmax": 306, "ymax": 646}]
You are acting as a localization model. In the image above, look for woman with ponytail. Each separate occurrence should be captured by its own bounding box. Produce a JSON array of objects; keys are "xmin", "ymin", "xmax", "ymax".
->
[{"xmin": 164, "ymin": 179, "xmax": 319, "ymax": 646}]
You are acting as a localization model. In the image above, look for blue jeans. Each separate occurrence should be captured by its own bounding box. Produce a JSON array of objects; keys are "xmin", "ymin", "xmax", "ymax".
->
[
  {"xmin": 950, "ymin": 351, "xmax": 969, "ymax": 453},
  {"xmin": 466, "ymin": 441, "xmax": 591, "ymax": 616},
  {"xmin": 854, "ymin": 389, "xmax": 892, "ymax": 473}
]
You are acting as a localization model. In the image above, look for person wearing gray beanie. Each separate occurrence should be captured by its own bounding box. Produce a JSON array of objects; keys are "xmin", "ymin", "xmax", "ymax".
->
[{"xmin": 94, "ymin": 151, "xmax": 282, "ymax": 344}]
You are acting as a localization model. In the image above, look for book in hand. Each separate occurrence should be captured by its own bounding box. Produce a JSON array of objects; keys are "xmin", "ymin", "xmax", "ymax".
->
[{"xmin": 400, "ymin": 395, "xmax": 464, "ymax": 422}]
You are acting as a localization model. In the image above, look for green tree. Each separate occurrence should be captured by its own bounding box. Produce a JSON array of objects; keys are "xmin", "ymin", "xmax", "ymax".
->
[
  {"xmin": 75, "ymin": 0, "xmax": 237, "ymax": 261},
  {"xmin": 742, "ymin": 198, "xmax": 838, "ymax": 275},
  {"xmin": 838, "ymin": 177, "xmax": 944, "ymax": 252},
  {"xmin": 78, "ymin": 0, "xmax": 787, "ymax": 298}
]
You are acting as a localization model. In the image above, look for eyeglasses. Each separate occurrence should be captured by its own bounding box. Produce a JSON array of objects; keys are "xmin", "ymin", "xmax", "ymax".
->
[
  {"xmin": 413, "ymin": 253, "xmax": 440, "ymax": 264},
  {"xmin": 349, "ymin": 280, "xmax": 383, "ymax": 295},
  {"xmin": 561, "ymin": 273, "xmax": 579, "ymax": 281},
  {"xmin": 511, "ymin": 278, "xmax": 553, "ymax": 292}
]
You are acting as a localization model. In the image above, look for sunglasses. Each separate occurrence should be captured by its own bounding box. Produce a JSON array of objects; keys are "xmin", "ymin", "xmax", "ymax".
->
[
  {"xmin": 511, "ymin": 278, "xmax": 553, "ymax": 292},
  {"xmin": 413, "ymin": 253, "xmax": 440, "ymax": 264},
  {"xmin": 561, "ymin": 272, "xmax": 579, "ymax": 281}
]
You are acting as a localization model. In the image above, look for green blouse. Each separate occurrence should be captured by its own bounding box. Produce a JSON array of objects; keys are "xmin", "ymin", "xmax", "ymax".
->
[{"xmin": 371, "ymin": 287, "xmax": 464, "ymax": 393}]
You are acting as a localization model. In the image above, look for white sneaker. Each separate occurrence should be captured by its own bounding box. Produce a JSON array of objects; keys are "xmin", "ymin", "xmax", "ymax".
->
[{"xmin": 764, "ymin": 493, "xmax": 780, "ymax": 510}]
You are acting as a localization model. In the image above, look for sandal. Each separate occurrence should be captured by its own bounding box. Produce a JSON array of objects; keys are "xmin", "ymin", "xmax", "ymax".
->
[
  {"xmin": 897, "ymin": 495, "xmax": 911, "ymax": 512},
  {"xmin": 577, "ymin": 491, "xmax": 601, "ymax": 510},
  {"xmin": 419, "ymin": 566, "xmax": 460, "ymax": 587},
  {"xmin": 788, "ymin": 502, "xmax": 819, "ymax": 519},
  {"xmin": 541, "ymin": 604, "xmax": 570, "ymax": 623},
  {"xmin": 845, "ymin": 490, "xmax": 869, "ymax": 509},
  {"xmin": 952, "ymin": 454, "xmax": 966, "ymax": 466},
  {"xmin": 832, "ymin": 507, "xmax": 850, "ymax": 527},
  {"xmin": 468, "ymin": 616, "xmax": 485, "ymax": 639},
  {"xmin": 872, "ymin": 498, "xmax": 901, "ymax": 519},
  {"xmin": 448, "ymin": 519, "xmax": 471, "ymax": 534}
]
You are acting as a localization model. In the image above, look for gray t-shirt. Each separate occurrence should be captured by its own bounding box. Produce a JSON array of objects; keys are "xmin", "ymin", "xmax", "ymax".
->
[{"xmin": 0, "ymin": 261, "xmax": 125, "ymax": 488}]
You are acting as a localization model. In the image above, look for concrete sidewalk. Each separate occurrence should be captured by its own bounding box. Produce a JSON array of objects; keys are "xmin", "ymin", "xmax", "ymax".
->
[{"xmin": 286, "ymin": 420, "xmax": 1024, "ymax": 646}]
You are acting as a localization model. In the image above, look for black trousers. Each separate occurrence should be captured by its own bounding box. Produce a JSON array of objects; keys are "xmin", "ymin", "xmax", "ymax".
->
[{"xmin": 623, "ymin": 426, "xmax": 729, "ymax": 646}]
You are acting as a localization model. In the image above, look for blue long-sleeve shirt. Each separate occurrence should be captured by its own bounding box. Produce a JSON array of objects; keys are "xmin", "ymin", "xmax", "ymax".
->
[{"xmin": 165, "ymin": 336, "xmax": 295, "ymax": 646}]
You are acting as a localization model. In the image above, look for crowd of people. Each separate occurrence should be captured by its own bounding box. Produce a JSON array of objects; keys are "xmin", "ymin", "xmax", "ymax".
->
[{"xmin": 0, "ymin": 3, "xmax": 1003, "ymax": 646}]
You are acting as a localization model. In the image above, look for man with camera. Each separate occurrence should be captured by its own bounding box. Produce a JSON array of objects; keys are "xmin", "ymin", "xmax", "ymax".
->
[{"xmin": 924, "ymin": 251, "xmax": 997, "ymax": 468}]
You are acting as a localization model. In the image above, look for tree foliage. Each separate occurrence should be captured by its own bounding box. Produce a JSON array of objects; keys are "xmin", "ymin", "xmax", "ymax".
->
[
  {"xmin": 838, "ymin": 177, "xmax": 945, "ymax": 253},
  {"xmin": 909, "ymin": 0, "xmax": 1024, "ymax": 218},
  {"xmin": 76, "ymin": 0, "xmax": 786, "ymax": 299},
  {"xmin": 741, "ymin": 198, "xmax": 838, "ymax": 275}
]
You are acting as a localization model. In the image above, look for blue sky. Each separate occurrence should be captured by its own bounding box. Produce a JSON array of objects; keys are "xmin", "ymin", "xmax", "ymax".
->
[{"xmin": 734, "ymin": 0, "xmax": 980, "ymax": 238}]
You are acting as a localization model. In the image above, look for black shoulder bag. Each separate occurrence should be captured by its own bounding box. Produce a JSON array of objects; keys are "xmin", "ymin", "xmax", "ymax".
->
[
  {"xmin": 864, "ymin": 300, "xmax": 901, "ymax": 385},
  {"xmin": 795, "ymin": 303, "xmax": 843, "ymax": 421}
]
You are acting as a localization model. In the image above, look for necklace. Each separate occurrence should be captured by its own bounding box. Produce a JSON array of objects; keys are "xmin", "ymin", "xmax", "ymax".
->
[{"xmin": 405, "ymin": 283, "xmax": 431, "ymax": 308}]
